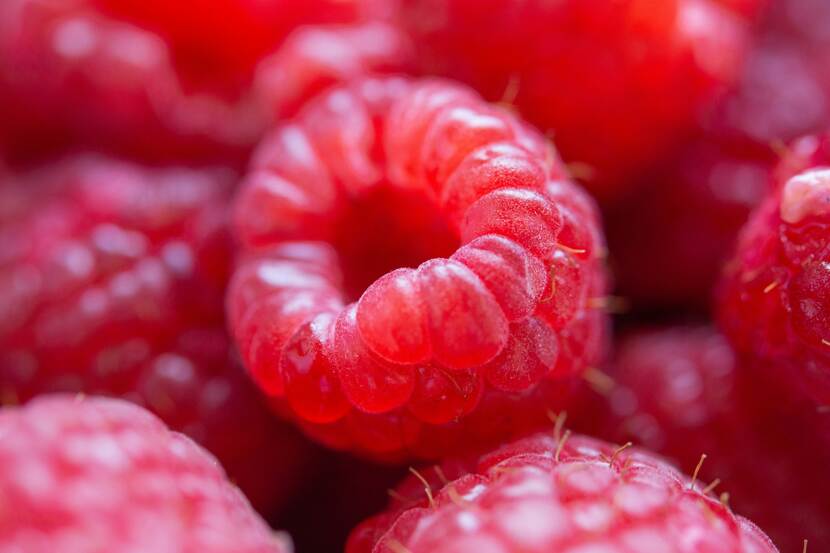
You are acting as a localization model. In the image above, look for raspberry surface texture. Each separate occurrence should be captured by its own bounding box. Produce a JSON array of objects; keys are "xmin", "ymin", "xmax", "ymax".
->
[
  {"xmin": 575, "ymin": 326, "xmax": 830, "ymax": 552},
  {"xmin": 347, "ymin": 431, "xmax": 778, "ymax": 553},
  {"xmin": 0, "ymin": 395, "xmax": 291, "ymax": 553},
  {"xmin": 0, "ymin": 156, "xmax": 309, "ymax": 513},
  {"xmin": 229, "ymin": 76, "xmax": 608, "ymax": 460},
  {"xmin": 397, "ymin": 0, "xmax": 754, "ymax": 200},
  {"xmin": 718, "ymin": 133, "xmax": 830, "ymax": 405}
]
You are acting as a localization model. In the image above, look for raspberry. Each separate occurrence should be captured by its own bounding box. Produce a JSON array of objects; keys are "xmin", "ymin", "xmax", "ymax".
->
[
  {"xmin": 92, "ymin": 0, "xmax": 373, "ymax": 91},
  {"xmin": 229, "ymin": 77, "xmax": 608, "ymax": 460},
  {"xmin": 0, "ymin": 0, "xmax": 405, "ymax": 165},
  {"xmin": 574, "ymin": 326, "xmax": 830, "ymax": 551},
  {"xmin": 718, "ymin": 133, "xmax": 830, "ymax": 406},
  {"xmin": 397, "ymin": 0, "xmax": 754, "ymax": 200},
  {"xmin": 0, "ymin": 395, "xmax": 291, "ymax": 553},
  {"xmin": 254, "ymin": 21, "xmax": 414, "ymax": 121},
  {"xmin": 346, "ymin": 430, "xmax": 777, "ymax": 553},
  {"xmin": 0, "ymin": 156, "xmax": 310, "ymax": 513},
  {"xmin": 608, "ymin": 0, "xmax": 830, "ymax": 310}
]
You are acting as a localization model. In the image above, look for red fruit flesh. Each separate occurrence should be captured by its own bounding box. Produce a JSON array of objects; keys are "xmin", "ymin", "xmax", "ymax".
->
[
  {"xmin": 398, "ymin": 0, "xmax": 754, "ymax": 200},
  {"xmin": 347, "ymin": 431, "xmax": 777, "ymax": 553},
  {"xmin": 229, "ymin": 77, "xmax": 608, "ymax": 460},
  {"xmin": 0, "ymin": 395, "xmax": 291, "ymax": 553},
  {"xmin": 0, "ymin": 156, "xmax": 310, "ymax": 514}
]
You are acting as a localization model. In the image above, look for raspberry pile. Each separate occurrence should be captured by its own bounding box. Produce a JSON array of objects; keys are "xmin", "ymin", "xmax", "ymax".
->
[
  {"xmin": 0, "ymin": 156, "xmax": 309, "ymax": 513},
  {"xmin": 347, "ymin": 431, "xmax": 777, "ymax": 553},
  {"xmin": 4, "ymin": 0, "xmax": 830, "ymax": 551},
  {"xmin": 0, "ymin": 395, "xmax": 291, "ymax": 553},
  {"xmin": 0, "ymin": 0, "xmax": 409, "ymax": 165},
  {"xmin": 719, "ymin": 133, "xmax": 830, "ymax": 405},
  {"xmin": 229, "ymin": 76, "xmax": 608, "ymax": 459}
]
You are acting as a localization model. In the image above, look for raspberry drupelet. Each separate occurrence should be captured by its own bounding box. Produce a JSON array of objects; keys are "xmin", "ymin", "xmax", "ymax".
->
[
  {"xmin": 574, "ymin": 326, "xmax": 830, "ymax": 551},
  {"xmin": 346, "ymin": 431, "xmax": 778, "ymax": 553},
  {"xmin": 228, "ymin": 77, "xmax": 608, "ymax": 460},
  {"xmin": 0, "ymin": 156, "xmax": 310, "ymax": 513},
  {"xmin": 397, "ymin": 0, "xmax": 754, "ymax": 200},
  {"xmin": 0, "ymin": 395, "xmax": 292, "ymax": 553},
  {"xmin": 718, "ymin": 133, "xmax": 830, "ymax": 406}
]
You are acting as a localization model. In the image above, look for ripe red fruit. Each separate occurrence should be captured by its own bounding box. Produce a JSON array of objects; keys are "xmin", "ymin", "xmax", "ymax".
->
[
  {"xmin": 0, "ymin": 0, "xmax": 409, "ymax": 165},
  {"xmin": 0, "ymin": 156, "xmax": 310, "ymax": 513},
  {"xmin": 718, "ymin": 133, "xmax": 830, "ymax": 406},
  {"xmin": 229, "ymin": 76, "xmax": 608, "ymax": 460},
  {"xmin": 346, "ymin": 431, "xmax": 777, "ymax": 553},
  {"xmin": 607, "ymin": 0, "xmax": 830, "ymax": 311},
  {"xmin": 573, "ymin": 326, "xmax": 830, "ymax": 551},
  {"xmin": 397, "ymin": 0, "xmax": 754, "ymax": 200},
  {"xmin": 0, "ymin": 395, "xmax": 292, "ymax": 553},
  {"xmin": 91, "ymin": 0, "xmax": 371, "ymax": 91}
]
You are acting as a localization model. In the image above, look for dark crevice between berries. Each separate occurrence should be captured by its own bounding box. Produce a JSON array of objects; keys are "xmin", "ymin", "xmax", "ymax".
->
[{"xmin": 332, "ymin": 185, "xmax": 459, "ymax": 301}]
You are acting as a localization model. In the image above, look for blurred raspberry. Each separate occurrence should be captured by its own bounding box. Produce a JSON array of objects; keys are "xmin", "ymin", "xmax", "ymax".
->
[
  {"xmin": 0, "ymin": 395, "xmax": 292, "ymax": 553},
  {"xmin": 397, "ymin": 0, "xmax": 755, "ymax": 200},
  {"xmin": 229, "ymin": 76, "xmax": 608, "ymax": 460},
  {"xmin": 572, "ymin": 326, "xmax": 830, "ymax": 551},
  {"xmin": 608, "ymin": 0, "xmax": 830, "ymax": 311},
  {"xmin": 92, "ymin": 0, "xmax": 381, "ymax": 92},
  {"xmin": 0, "ymin": 156, "xmax": 311, "ymax": 514},
  {"xmin": 717, "ymin": 133, "xmax": 830, "ymax": 406},
  {"xmin": 0, "ymin": 0, "xmax": 406, "ymax": 165}
]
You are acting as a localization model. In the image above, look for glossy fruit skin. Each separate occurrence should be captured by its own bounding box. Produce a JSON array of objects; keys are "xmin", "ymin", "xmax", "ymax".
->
[
  {"xmin": 397, "ymin": 0, "xmax": 754, "ymax": 201},
  {"xmin": 346, "ymin": 431, "xmax": 778, "ymax": 553},
  {"xmin": 0, "ymin": 395, "xmax": 291, "ymax": 553},
  {"xmin": 573, "ymin": 326, "xmax": 830, "ymax": 552},
  {"xmin": 229, "ymin": 76, "xmax": 608, "ymax": 460},
  {"xmin": 607, "ymin": 0, "xmax": 830, "ymax": 311},
  {"xmin": 0, "ymin": 156, "xmax": 310, "ymax": 514},
  {"xmin": 718, "ymin": 133, "xmax": 830, "ymax": 406}
]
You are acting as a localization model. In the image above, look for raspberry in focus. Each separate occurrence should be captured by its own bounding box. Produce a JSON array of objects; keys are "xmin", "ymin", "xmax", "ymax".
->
[
  {"xmin": 346, "ymin": 431, "xmax": 778, "ymax": 553},
  {"xmin": 229, "ymin": 76, "xmax": 609, "ymax": 460},
  {"xmin": 0, "ymin": 395, "xmax": 292, "ymax": 553}
]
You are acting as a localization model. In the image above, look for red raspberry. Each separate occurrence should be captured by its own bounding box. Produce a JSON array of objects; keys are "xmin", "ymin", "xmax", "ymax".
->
[
  {"xmin": 346, "ymin": 431, "xmax": 777, "ymax": 553},
  {"xmin": 574, "ymin": 326, "xmax": 830, "ymax": 551},
  {"xmin": 254, "ymin": 21, "xmax": 414, "ymax": 121},
  {"xmin": 92, "ymin": 0, "xmax": 375, "ymax": 91},
  {"xmin": 608, "ymin": 0, "xmax": 830, "ymax": 310},
  {"xmin": 718, "ymin": 133, "xmax": 830, "ymax": 406},
  {"xmin": 0, "ymin": 395, "xmax": 291, "ymax": 553},
  {"xmin": 0, "ymin": 156, "xmax": 310, "ymax": 513},
  {"xmin": 397, "ymin": 0, "xmax": 754, "ymax": 200},
  {"xmin": 0, "ymin": 0, "xmax": 406, "ymax": 165},
  {"xmin": 229, "ymin": 77, "xmax": 608, "ymax": 460}
]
